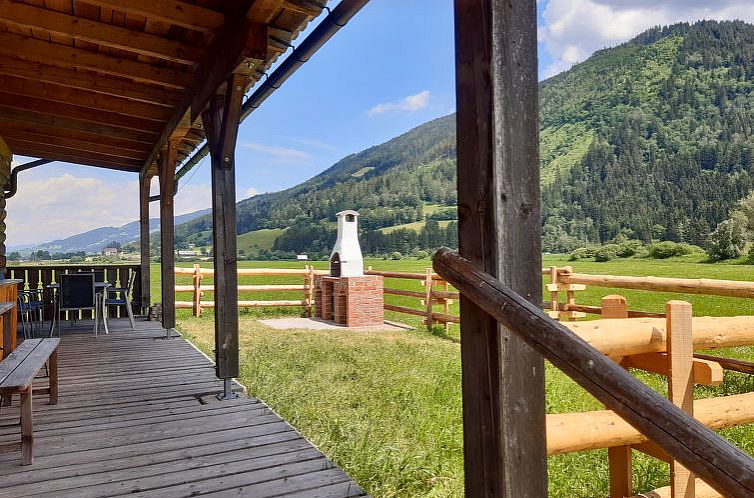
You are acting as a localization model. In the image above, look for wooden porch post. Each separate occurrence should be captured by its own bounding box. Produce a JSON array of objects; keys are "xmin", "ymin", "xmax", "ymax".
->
[
  {"xmin": 453, "ymin": 1, "xmax": 547, "ymax": 496},
  {"xmin": 139, "ymin": 173, "xmax": 152, "ymax": 315},
  {"xmin": 0, "ymin": 136, "xmax": 9, "ymax": 279},
  {"xmin": 158, "ymin": 142, "xmax": 178, "ymax": 334},
  {"xmin": 202, "ymin": 73, "xmax": 246, "ymax": 397}
]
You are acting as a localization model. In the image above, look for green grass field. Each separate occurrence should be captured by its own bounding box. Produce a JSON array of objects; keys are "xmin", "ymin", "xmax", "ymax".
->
[{"xmin": 153, "ymin": 255, "xmax": 754, "ymax": 497}]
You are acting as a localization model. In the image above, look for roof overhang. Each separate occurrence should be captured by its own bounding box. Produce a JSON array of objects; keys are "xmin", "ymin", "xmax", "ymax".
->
[{"xmin": 0, "ymin": 0, "xmax": 326, "ymax": 176}]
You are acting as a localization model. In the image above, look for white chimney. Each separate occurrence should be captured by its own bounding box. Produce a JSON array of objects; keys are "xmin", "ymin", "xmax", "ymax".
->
[{"xmin": 330, "ymin": 210, "xmax": 364, "ymax": 277}]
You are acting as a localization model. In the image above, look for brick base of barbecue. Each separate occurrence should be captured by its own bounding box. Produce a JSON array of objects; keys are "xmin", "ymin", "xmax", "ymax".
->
[{"xmin": 314, "ymin": 275, "xmax": 383, "ymax": 327}]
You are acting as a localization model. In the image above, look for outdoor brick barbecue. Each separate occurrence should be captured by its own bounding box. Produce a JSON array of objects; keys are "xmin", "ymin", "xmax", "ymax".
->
[{"xmin": 314, "ymin": 210, "xmax": 383, "ymax": 327}]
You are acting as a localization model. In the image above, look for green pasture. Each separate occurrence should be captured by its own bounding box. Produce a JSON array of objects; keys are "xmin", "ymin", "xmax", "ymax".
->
[{"xmin": 151, "ymin": 255, "xmax": 754, "ymax": 497}]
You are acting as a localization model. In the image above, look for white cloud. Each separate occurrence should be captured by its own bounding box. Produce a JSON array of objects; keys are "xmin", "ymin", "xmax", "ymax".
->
[
  {"xmin": 539, "ymin": 0, "xmax": 754, "ymax": 78},
  {"xmin": 5, "ymin": 174, "xmax": 212, "ymax": 246},
  {"xmin": 367, "ymin": 90, "xmax": 431, "ymax": 117},
  {"xmin": 241, "ymin": 142, "xmax": 311, "ymax": 163},
  {"xmin": 244, "ymin": 187, "xmax": 259, "ymax": 198}
]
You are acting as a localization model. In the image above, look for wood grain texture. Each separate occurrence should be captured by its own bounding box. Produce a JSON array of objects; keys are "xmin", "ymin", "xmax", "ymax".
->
[
  {"xmin": 139, "ymin": 175, "xmax": 152, "ymax": 314},
  {"xmin": 0, "ymin": 321, "xmax": 364, "ymax": 496},
  {"xmin": 203, "ymin": 75, "xmax": 246, "ymax": 380},
  {"xmin": 453, "ymin": 0, "xmax": 546, "ymax": 495},
  {"xmin": 159, "ymin": 143, "xmax": 177, "ymax": 330},
  {"xmin": 433, "ymin": 248, "xmax": 754, "ymax": 498}
]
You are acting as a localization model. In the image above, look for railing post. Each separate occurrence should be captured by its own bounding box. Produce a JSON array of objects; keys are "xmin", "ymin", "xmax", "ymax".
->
[
  {"xmin": 423, "ymin": 267, "xmax": 434, "ymax": 331},
  {"xmin": 548, "ymin": 266, "xmax": 559, "ymax": 318},
  {"xmin": 192, "ymin": 264, "xmax": 202, "ymax": 317},
  {"xmin": 667, "ymin": 300, "xmax": 695, "ymax": 498},
  {"xmin": 305, "ymin": 265, "xmax": 315, "ymax": 317},
  {"xmin": 603, "ymin": 294, "xmax": 632, "ymax": 498}
]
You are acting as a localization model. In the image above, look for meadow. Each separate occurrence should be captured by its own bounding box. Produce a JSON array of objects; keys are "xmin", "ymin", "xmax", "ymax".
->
[{"xmin": 156, "ymin": 255, "xmax": 754, "ymax": 497}]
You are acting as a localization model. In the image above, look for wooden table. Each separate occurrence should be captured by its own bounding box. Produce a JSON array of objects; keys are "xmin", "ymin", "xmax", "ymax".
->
[{"xmin": 46, "ymin": 282, "xmax": 111, "ymax": 336}]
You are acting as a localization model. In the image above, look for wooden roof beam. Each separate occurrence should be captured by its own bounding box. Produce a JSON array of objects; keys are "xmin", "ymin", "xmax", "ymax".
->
[
  {"xmin": 0, "ymin": 75, "xmax": 172, "ymax": 122},
  {"xmin": 0, "ymin": 129, "xmax": 147, "ymax": 161},
  {"xmin": 0, "ymin": 119, "xmax": 151, "ymax": 154},
  {"xmin": 0, "ymin": 0, "xmax": 205, "ymax": 66},
  {"xmin": 0, "ymin": 32, "xmax": 193, "ymax": 90},
  {"xmin": 142, "ymin": 2, "xmax": 269, "ymax": 174},
  {"xmin": 283, "ymin": 0, "xmax": 325, "ymax": 17},
  {"xmin": 81, "ymin": 0, "xmax": 225, "ymax": 33},
  {"xmin": 0, "ymin": 107, "xmax": 157, "ymax": 145},
  {"xmin": 5, "ymin": 141, "xmax": 141, "ymax": 172},
  {"xmin": 0, "ymin": 93, "xmax": 165, "ymax": 134},
  {"xmin": 0, "ymin": 58, "xmax": 180, "ymax": 107}
]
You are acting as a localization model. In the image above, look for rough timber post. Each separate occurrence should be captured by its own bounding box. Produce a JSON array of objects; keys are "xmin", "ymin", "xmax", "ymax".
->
[
  {"xmin": 453, "ymin": 0, "xmax": 547, "ymax": 496},
  {"xmin": 139, "ymin": 173, "xmax": 152, "ymax": 315},
  {"xmin": 202, "ymin": 73, "xmax": 246, "ymax": 398},
  {"xmin": 159, "ymin": 142, "xmax": 178, "ymax": 336},
  {"xmin": 0, "ymin": 136, "xmax": 10, "ymax": 279}
]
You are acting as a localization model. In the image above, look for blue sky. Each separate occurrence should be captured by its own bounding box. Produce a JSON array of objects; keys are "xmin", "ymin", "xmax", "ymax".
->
[{"xmin": 8, "ymin": 0, "xmax": 754, "ymax": 246}]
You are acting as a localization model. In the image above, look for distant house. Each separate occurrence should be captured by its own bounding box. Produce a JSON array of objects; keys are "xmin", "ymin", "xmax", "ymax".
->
[
  {"xmin": 103, "ymin": 247, "xmax": 118, "ymax": 256},
  {"xmin": 177, "ymin": 250, "xmax": 200, "ymax": 257},
  {"xmin": 296, "ymin": 254, "xmax": 308, "ymax": 261}
]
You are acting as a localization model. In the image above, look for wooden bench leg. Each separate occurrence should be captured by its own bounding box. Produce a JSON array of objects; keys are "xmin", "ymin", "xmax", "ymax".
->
[
  {"xmin": 20, "ymin": 386, "xmax": 32, "ymax": 465},
  {"xmin": 49, "ymin": 350, "xmax": 58, "ymax": 405}
]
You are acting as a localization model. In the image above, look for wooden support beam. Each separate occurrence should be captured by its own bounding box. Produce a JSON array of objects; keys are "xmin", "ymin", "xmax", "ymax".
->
[
  {"xmin": 0, "ymin": 58, "xmax": 179, "ymax": 107},
  {"xmin": 667, "ymin": 301, "xmax": 695, "ymax": 498},
  {"xmin": 139, "ymin": 175, "xmax": 153, "ymax": 315},
  {"xmin": 0, "ymin": 75, "xmax": 172, "ymax": 122},
  {"xmin": 283, "ymin": 0, "xmax": 324, "ymax": 17},
  {"xmin": 81, "ymin": 0, "xmax": 226, "ymax": 33},
  {"xmin": 694, "ymin": 353, "xmax": 754, "ymax": 375},
  {"xmin": 202, "ymin": 74, "xmax": 246, "ymax": 381},
  {"xmin": 602, "ymin": 294, "xmax": 628, "ymax": 319},
  {"xmin": 625, "ymin": 353, "xmax": 724, "ymax": 386},
  {"xmin": 159, "ymin": 141, "xmax": 178, "ymax": 331},
  {"xmin": 453, "ymin": 1, "xmax": 546, "ymax": 496},
  {"xmin": 0, "ymin": 0, "xmax": 205, "ymax": 66},
  {"xmin": 0, "ymin": 32, "xmax": 193, "ymax": 90},
  {"xmin": 142, "ymin": 0, "xmax": 267, "ymax": 175}
]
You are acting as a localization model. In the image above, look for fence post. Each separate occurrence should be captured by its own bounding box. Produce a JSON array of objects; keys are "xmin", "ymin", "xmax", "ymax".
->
[
  {"xmin": 548, "ymin": 266, "xmax": 559, "ymax": 318},
  {"xmin": 304, "ymin": 265, "xmax": 315, "ymax": 317},
  {"xmin": 667, "ymin": 300, "xmax": 695, "ymax": 498},
  {"xmin": 192, "ymin": 264, "xmax": 202, "ymax": 317},
  {"xmin": 423, "ymin": 267, "xmax": 434, "ymax": 331},
  {"xmin": 603, "ymin": 294, "xmax": 632, "ymax": 498}
]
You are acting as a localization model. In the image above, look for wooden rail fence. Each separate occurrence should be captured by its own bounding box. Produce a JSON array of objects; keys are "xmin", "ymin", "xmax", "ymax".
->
[
  {"xmin": 434, "ymin": 248, "xmax": 754, "ymax": 498},
  {"xmin": 175, "ymin": 265, "xmax": 327, "ymax": 316},
  {"xmin": 366, "ymin": 266, "xmax": 459, "ymax": 330}
]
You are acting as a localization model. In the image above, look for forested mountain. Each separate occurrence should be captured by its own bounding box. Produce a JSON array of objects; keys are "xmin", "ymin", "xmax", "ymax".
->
[{"xmin": 169, "ymin": 20, "xmax": 754, "ymax": 257}]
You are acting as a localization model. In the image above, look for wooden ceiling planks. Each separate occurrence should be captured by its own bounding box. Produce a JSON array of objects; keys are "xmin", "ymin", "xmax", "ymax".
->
[{"xmin": 0, "ymin": 0, "xmax": 326, "ymax": 173}]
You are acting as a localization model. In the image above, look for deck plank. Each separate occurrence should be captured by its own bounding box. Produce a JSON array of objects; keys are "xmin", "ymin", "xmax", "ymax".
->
[{"xmin": 0, "ymin": 319, "xmax": 366, "ymax": 497}]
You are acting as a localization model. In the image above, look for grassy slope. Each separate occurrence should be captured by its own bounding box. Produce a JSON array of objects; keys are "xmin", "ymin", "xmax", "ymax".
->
[
  {"xmin": 236, "ymin": 228, "xmax": 286, "ymax": 255},
  {"xmin": 378, "ymin": 220, "xmax": 452, "ymax": 234},
  {"xmin": 157, "ymin": 256, "xmax": 753, "ymax": 497}
]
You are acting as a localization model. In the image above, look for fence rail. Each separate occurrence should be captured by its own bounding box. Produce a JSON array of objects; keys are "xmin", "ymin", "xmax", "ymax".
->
[
  {"xmin": 175, "ymin": 265, "xmax": 327, "ymax": 316},
  {"xmin": 436, "ymin": 248, "xmax": 754, "ymax": 498},
  {"xmin": 8, "ymin": 264, "xmax": 142, "ymax": 319},
  {"xmin": 366, "ymin": 266, "xmax": 460, "ymax": 329}
]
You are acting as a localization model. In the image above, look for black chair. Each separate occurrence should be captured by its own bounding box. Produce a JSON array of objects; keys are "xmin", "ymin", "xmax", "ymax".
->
[{"xmin": 57, "ymin": 273, "xmax": 101, "ymax": 336}]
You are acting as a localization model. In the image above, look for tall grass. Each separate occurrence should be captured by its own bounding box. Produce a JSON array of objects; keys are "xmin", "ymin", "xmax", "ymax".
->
[{"xmin": 161, "ymin": 255, "xmax": 754, "ymax": 497}]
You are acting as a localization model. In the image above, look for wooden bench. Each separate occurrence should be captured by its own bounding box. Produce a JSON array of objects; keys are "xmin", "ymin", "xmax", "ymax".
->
[{"xmin": 0, "ymin": 338, "xmax": 60, "ymax": 465}]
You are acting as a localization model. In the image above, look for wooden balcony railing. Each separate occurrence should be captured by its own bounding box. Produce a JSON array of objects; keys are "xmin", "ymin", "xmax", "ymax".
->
[
  {"xmin": 433, "ymin": 248, "xmax": 754, "ymax": 498},
  {"xmin": 8, "ymin": 264, "xmax": 143, "ymax": 319}
]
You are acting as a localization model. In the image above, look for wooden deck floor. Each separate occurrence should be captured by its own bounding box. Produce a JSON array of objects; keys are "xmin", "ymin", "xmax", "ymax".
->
[{"xmin": 0, "ymin": 319, "xmax": 367, "ymax": 497}]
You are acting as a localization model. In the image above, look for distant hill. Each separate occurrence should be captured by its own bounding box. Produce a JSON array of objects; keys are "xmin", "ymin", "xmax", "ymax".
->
[
  {"xmin": 47, "ymin": 21, "xmax": 754, "ymax": 257},
  {"xmin": 16, "ymin": 208, "xmax": 211, "ymax": 254}
]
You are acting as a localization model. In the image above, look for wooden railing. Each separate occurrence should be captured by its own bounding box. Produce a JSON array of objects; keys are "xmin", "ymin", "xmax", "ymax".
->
[
  {"xmin": 365, "ymin": 266, "xmax": 459, "ymax": 330},
  {"xmin": 542, "ymin": 265, "xmax": 754, "ymax": 320},
  {"xmin": 175, "ymin": 265, "xmax": 326, "ymax": 316},
  {"xmin": 434, "ymin": 248, "xmax": 754, "ymax": 498},
  {"xmin": 8, "ymin": 264, "xmax": 142, "ymax": 319}
]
